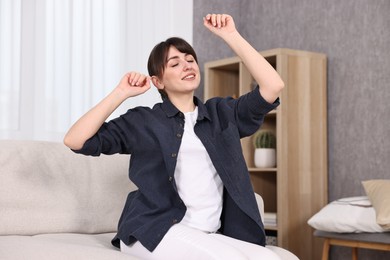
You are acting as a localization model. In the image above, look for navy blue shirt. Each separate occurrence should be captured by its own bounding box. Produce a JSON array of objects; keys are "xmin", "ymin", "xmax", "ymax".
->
[{"xmin": 73, "ymin": 86, "xmax": 279, "ymax": 252}]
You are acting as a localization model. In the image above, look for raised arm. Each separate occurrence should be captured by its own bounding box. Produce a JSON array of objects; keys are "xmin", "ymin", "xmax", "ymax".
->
[
  {"xmin": 203, "ymin": 14, "xmax": 284, "ymax": 104},
  {"xmin": 63, "ymin": 72, "xmax": 150, "ymax": 150}
]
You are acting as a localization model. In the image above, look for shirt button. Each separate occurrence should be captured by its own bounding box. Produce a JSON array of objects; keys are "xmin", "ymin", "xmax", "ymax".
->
[
  {"xmin": 169, "ymin": 176, "xmax": 173, "ymax": 182},
  {"xmin": 176, "ymin": 133, "xmax": 182, "ymax": 138},
  {"xmin": 172, "ymin": 219, "xmax": 178, "ymax": 224},
  {"xmin": 171, "ymin": 153, "xmax": 177, "ymax": 158}
]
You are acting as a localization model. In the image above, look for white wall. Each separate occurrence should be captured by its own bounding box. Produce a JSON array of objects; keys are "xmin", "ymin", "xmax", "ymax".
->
[{"xmin": 0, "ymin": 0, "xmax": 193, "ymax": 141}]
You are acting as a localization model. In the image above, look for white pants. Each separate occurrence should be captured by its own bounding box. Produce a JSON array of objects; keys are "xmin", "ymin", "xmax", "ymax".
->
[{"xmin": 120, "ymin": 224, "xmax": 298, "ymax": 260}]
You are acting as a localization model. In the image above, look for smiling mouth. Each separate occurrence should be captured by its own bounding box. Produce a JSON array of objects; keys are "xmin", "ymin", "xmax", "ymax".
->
[{"xmin": 182, "ymin": 74, "xmax": 196, "ymax": 80}]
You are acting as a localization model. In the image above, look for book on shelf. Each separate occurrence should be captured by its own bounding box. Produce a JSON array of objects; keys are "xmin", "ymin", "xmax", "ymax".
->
[{"xmin": 264, "ymin": 212, "xmax": 277, "ymax": 226}]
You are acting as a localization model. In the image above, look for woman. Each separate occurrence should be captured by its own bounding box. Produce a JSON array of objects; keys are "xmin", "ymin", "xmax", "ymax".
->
[{"xmin": 64, "ymin": 14, "xmax": 294, "ymax": 260}]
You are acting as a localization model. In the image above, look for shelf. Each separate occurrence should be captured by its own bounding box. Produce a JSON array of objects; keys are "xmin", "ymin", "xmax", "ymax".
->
[
  {"xmin": 265, "ymin": 225, "xmax": 278, "ymax": 231},
  {"xmin": 204, "ymin": 48, "xmax": 327, "ymax": 260},
  {"xmin": 268, "ymin": 109, "xmax": 277, "ymax": 115},
  {"xmin": 248, "ymin": 167, "xmax": 277, "ymax": 172}
]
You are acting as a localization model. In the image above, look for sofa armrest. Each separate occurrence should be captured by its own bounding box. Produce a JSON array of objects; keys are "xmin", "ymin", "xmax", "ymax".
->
[{"xmin": 254, "ymin": 193, "xmax": 265, "ymax": 221}]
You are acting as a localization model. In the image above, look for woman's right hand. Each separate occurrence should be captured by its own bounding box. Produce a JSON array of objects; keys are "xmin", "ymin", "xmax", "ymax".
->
[
  {"xmin": 64, "ymin": 72, "xmax": 150, "ymax": 150},
  {"xmin": 115, "ymin": 72, "xmax": 151, "ymax": 99}
]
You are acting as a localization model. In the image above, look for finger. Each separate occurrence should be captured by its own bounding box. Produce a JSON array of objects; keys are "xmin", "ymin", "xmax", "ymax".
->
[
  {"xmin": 145, "ymin": 77, "xmax": 151, "ymax": 88},
  {"xmin": 203, "ymin": 16, "xmax": 208, "ymax": 26},
  {"xmin": 135, "ymin": 74, "xmax": 147, "ymax": 87},
  {"xmin": 203, "ymin": 15, "xmax": 213, "ymax": 29},
  {"xmin": 135, "ymin": 74, "xmax": 146, "ymax": 86},
  {"xmin": 221, "ymin": 14, "xmax": 227, "ymax": 27},
  {"xmin": 137, "ymin": 75, "xmax": 148, "ymax": 86},
  {"xmin": 130, "ymin": 73, "xmax": 140, "ymax": 86},
  {"xmin": 211, "ymin": 14, "xmax": 217, "ymax": 27},
  {"xmin": 133, "ymin": 73, "xmax": 145, "ymax": 86},
  {"xmin": 216, "ymin": 14, "xmax": 222, "ymax": 28},
  {"xmin": 139, "ymin": 78, "xmax": 151, "ymax": 91},
  {"xmin": 128, "ymin": 72, "xmax": 135, "ymax": 85}
]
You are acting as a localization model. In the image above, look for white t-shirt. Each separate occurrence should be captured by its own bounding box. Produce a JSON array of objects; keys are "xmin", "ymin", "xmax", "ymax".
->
[{"xmin": 175, "ymin": 107, "xmax": 223, "ymax": 232}]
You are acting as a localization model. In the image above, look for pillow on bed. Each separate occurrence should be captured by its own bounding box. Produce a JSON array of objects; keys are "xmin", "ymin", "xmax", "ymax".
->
[
  {"xmin": 362, "ymin": 179, "xmax": 390, "ymax": 231},
  {"xmin": 307, "ymin": 196, "xmax": 386, "ymax": 233}
]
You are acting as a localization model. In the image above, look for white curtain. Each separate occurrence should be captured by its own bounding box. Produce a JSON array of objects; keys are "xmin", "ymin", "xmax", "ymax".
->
[
  {"xmin": 0, "ymin": 0, "xmax": 193, "ymax": 141},
  {"xmin": 0, "ymin": 0, "xmax": 21, "ymax": 132}
]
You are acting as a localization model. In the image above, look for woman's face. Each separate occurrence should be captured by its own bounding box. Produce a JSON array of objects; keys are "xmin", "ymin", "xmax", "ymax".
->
[{"xmin": 159, "ymin": 46, "xmax": 200, "ymax": 96}]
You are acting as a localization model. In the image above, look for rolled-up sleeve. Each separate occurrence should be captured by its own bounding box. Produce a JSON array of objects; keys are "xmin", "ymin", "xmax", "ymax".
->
[
  {"xmin": 245, "ymin": 85, "xmax": 280, "ymax": 115},
  {"xmin": 72, "ymin": 113, "xmax": 135, "ymax": 156},
  {"xmin": 234, "ymin": 86, "xmax": 279, "ymax": 137}
]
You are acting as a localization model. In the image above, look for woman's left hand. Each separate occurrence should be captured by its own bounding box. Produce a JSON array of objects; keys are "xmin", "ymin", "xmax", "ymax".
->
[{"xmin": 203, "ymin": 14, "xmax": 237, "ymax": 38}]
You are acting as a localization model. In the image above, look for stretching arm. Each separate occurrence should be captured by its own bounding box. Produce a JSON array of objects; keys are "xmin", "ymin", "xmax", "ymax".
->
[
  {"xmin": 63, "ymin": 72, "xmax": 150, "ymax": 150},
  {"xmin": 203, "ymin": 14, "xmax": 284, "ymax": 104}
]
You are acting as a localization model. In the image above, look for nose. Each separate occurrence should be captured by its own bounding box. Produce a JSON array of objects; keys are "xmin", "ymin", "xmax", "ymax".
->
[{"xmin": 183, "ymin": 60, "xmax": 192, "ymax": 71}]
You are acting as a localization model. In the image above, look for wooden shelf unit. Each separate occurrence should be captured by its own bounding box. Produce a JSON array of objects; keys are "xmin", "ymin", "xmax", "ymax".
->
[{"xmin": 204, "ymin": 48, "xmax": 328, "ymax": 260}]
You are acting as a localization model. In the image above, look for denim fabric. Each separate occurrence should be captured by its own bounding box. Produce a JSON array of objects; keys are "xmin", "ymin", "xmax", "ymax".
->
[{"xmin": 72, "ymin": 86, "xmax": 279, "ymax": 251}]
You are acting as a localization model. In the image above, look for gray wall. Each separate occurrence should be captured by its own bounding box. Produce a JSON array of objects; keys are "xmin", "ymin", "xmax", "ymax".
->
[{"xmin": 193, "ymin": 0, "xmax": 390, "ymax": 259}]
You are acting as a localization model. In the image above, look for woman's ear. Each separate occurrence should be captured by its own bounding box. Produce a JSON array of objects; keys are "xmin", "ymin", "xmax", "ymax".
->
[{"xmin": 151, "ymin": 76, "xmax": 164, "ymax": 90}]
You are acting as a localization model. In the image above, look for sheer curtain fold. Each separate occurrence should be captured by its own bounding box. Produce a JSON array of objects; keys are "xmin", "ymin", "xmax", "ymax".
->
[
  {"xmin": 0, "ymin": 0, "xmax": 193, "ymax": 141},
  {"xmin": 0, "ymin": 0, "xmax": 21, "ymax": 131}
]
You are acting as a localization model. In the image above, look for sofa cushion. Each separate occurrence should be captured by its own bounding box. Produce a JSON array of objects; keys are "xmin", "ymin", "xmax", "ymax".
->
[
  {"xmin": 0, "ymin": 233, "xmax": 137, "ymax": 260},
  {"xmin": 0, "ymin": 140, "xmax": 136, "ymax": 235}
]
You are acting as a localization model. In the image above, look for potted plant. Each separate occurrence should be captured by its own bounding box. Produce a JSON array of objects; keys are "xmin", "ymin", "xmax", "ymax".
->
[{"xmin": 253, "ymin": 130, "xmax": 276, "ymax": 168}]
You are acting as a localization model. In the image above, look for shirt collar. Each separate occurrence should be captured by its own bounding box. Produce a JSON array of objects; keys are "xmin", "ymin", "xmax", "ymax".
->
[
  {"xmin": 161, "ymin": 96, "xmax": 211, "ymax": 121},
  {"xmin": 193, "ymin": 96, "xmax": 211, "ymax": 121}
]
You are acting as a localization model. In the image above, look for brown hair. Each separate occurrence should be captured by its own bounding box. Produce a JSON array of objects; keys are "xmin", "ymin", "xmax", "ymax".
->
[{"xmin": 147, "ymin": 37, "xmax": 198, "ymax": 100}]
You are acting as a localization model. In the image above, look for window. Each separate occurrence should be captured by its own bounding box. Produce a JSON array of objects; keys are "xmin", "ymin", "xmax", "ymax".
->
[{"xmin": 0, "ymin": 0, "xmax": 193, "ymax": 141}]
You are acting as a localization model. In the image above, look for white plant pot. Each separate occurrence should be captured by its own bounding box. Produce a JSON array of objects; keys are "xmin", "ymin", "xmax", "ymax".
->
[{"xmin": 254, "ymin": 148, "xmax": 276, "ymax": 168}]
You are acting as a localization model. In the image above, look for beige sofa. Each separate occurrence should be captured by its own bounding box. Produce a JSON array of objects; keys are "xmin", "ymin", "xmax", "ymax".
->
[
  {"xmin": 0, "ymin": 140, "xmax": 136, "ymax": 259},
  {"xmin": 0, "ymin": 140, "xmax": 297, "ymax": 260}
]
